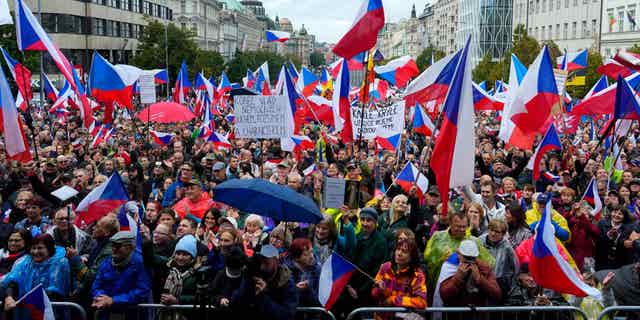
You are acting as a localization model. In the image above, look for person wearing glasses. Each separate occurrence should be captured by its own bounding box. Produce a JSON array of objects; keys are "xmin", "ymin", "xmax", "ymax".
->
[
  {"xmin": 46, "ymin": 207, "xmax": 94, "ymax": 262},
  {"xmin": 162, "ymin": 163, "xmax": 194, "ymax": 208}
]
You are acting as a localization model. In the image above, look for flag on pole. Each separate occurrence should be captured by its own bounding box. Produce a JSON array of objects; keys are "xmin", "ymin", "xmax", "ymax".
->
[
  {"xmin": 318, "ymin": 252, "xmax": 356, "ymax": 310},
  {"xmin": 75, "ymin": 172, "xmax": 128, "ymax": 227},
  {"xmin": 0, "ymin": 47, "xmax": 32, "ymax": 102},
  {"xmin": 581, "ymin": 178, "xmax": 603, "ymax": 220},
  {"xmin": 527, "ymin": 124, "xmax": 562, "ymax": 181},
  {"xmin": 531, "ymin": 195, "xmax": 601, "ymax": 298},
  {"xmin": 430, "ymin": 36, "xmax": 475, "ymax": 215},
  {"xmin": 0, "ymin": 52, "xmax": 31, "ymax": 163},
  {"xmin": 332, "ymin": 0, "xmax": 385, "ymax": 59},
  {"xmin": 15, "ymin": 284, "xmax": 54, "ymax": 320}
]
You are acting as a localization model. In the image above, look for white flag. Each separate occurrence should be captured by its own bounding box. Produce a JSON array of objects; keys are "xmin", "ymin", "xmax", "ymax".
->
[{"xmin": 0, "ymin": 0, "xmax": 12, "ymax": 25}]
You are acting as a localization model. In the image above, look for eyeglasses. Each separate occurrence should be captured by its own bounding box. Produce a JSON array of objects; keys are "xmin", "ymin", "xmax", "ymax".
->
[
  {"xmin": 153, "ymin": 231, "xmax": 170, "ymax": 237},
  {"xmin": 55, "ymin": 217, "xmax": 69, "ymax": 221}
]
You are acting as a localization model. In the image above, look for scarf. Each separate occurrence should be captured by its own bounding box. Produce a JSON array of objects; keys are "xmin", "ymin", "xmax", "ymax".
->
[
  {"xmin": 164, "ymin": 263, "xmax": 195, "ymax": 298},
  {"xmin": 313, "ymin": 236, "xmax": 332, "ymax": 264}
]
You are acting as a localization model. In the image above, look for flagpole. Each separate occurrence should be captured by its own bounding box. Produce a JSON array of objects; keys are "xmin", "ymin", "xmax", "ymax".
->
[
  {"xmin": 20, "ymin": 52, "xmax": 39, "ymax": 163},
  {"xmin": 357, "ymin": 49, "xmax": 373, "ymax": 149},
  {"xmin": 331, "ymin": 250, "xmax": 376, "ymax": 282}
]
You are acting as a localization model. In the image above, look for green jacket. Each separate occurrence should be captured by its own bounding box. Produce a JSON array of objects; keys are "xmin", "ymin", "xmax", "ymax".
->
[{"xmin": 350, "ymin": 230, "xmax": 388, "ymax": 298}]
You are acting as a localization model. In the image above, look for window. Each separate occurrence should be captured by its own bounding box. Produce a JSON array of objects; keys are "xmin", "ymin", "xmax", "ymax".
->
[
  {"xmin": 93, "ymin": 18, "xmax": 105, "ymax": 36},
  {"xmin": 607, "ymin": 9, "xmax": 614, "ymax": 32},
  {"xmin": 619, "ymin": 11, "xmax": 625, "ymax": 32},
  {"xmin": 592, "ymin": 19, "xmax": 597, "ymax": 36},
  {"xmin": 556, "ymin": 24, "xmax": 560, "ymax": 39},
  {"xmin": 629, "ymin": 8, "xmax": 636, "ymax": 31},
  {"xmin": 542, "ymin": 0, "xmax": 546, "ymax": 12},
  {"xmin": 121, "ymin": 0, "xmax": 130, "ymax": 10},
  {"xmin": 557, "ymin": 0, "xmax": 560, "ymax": 9},
  {"xmin": 122, "ymin": 22, "xmax": 130, "ymax": 38},
  {"xmin": 565, "ymin": 0, "xmax": 568, "ymax": 8},
  {"xmin": 549, "ymin": 25, "xmax": 553, "ymax": 39},
  {"xmin": 105, "ymin": 20, "xmax": 113, "ymax": 36},
  {"xmin": 536, "ymin": 0, "xmax": 540, "ymax": 13},
  {"xmin": 113, "ymin": 21, "xmax": 120, "ymax": 37},
  {"xmin": 571, "ymin": 21, "xmax": 577, "ymax": 38},
  {"xmin": 563, "ymin": 22, "xmax": 568, "ymax": 39},
  {"xmin": 143, "ymin": 1, "xmax": 150, "ymax": 15},
  {"xmin": 573, "ymin": 0, "xmax": 577, "ymax": 6},
  {"xmin": 529, "ymin": 1, "xmax": 534, "ymax": 13},
  {"xmin": 535, "ymin": 27, "xmax": 539, "ymax": 38},
  {"xmin": 542, "ymin": 26, "xmax": 546, "ymax": 39},
  {"xmin": 132, "ymin": 0, "xmax": 140, "ymax": 12},
  {"xmin": 582, "ymin": 20, "xmax": 587, "ymax": 37}
]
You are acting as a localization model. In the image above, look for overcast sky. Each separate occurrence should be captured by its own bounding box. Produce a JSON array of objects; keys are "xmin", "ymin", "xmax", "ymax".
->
[{"xmin": 262, "ymin": 0, "xmax": 431, "ymax": 43}]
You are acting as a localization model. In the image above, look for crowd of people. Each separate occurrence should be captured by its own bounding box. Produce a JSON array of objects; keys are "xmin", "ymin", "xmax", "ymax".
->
[{"xmin": 0, "ymin": 94, "xmax": 638, "ymax": 320}]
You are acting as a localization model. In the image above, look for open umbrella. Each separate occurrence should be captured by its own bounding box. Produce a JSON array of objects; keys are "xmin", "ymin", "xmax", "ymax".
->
[
  {"xmin": 213, "ymin": 179, "xmax": 322, "ymax": 223},
  {"xmin": 135, "ymin": 101, "xmax": 196, "ymax": 123}
]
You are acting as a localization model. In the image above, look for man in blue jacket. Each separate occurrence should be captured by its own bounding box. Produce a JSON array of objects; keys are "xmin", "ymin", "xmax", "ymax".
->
[{"xmin": 91, "ymin": 231, "xmax": 151, "ymax": 313}]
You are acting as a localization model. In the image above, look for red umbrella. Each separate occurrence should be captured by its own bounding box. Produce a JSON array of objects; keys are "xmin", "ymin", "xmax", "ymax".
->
[{"xmin": 135, "ymin": 102, "xmax": 196, "ymax": 123}]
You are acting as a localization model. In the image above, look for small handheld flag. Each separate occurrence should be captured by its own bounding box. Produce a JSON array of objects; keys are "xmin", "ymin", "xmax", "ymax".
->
[
  {"xmin": 15, "ymin": 284, "xmax": 54, "ymax": 320},
  {"xmin": 318, "ymin": 252, "xmax": 356, "ymax": 310}
]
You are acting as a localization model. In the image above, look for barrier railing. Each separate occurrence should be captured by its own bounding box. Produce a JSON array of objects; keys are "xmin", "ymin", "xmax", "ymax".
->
[
  {"xmin": 346, "ymin": 306, "xmax": 590, "ymax": 320},
  {"xmin": 296, "ymin": 306, "xmax": 337, "ymax": 320},
  {"xmin": 597, "ymin": 306, "xmax": 640, "ymax": 320},
  {"xmin": 51, "ymin": 301, "xmax": 87, "ymax": 320}
]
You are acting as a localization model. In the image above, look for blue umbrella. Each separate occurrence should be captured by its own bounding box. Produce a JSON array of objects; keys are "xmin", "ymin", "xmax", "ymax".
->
[{"xmin": 213, "ymin": 179, "xmax": 322, "ymax": 223}]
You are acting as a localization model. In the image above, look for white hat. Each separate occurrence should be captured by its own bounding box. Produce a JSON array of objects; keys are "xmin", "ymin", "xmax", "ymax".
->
[{"xmin": 458, "ymin": 239, "xmax": 479, "ymax": 258}]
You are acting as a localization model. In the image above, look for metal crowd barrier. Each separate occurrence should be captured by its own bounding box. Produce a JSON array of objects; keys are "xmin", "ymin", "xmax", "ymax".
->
[
  {"xmin": 345, "ymin": 306, "xmax": 590, "ymax": 320},
  {"xmin": 597, "ymin": 306, "xmax": 640, "ymax": 320},
  {"xmin": 51, "ymin": 301, "xmax": 87, "ymax": 320}
]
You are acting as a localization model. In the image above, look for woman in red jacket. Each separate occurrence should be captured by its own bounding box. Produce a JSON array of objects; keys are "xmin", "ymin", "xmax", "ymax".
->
[{"xmin": 562, "ymin": 200, "xmax": 600, "ymax": 271}]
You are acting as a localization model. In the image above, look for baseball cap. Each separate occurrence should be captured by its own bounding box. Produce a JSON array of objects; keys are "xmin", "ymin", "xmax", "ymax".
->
[
  {"xmin": 258, "ymin": 244, "xmax": 279, "ymax": 259},
  {"xmin": 110, "ymin": 231, "xmax": 136, "ymax": 244},
  {"xmin": 458, "ymin": 239, "xmax": 479, "ymax": 258},
  {"xmin": 213, "ymin": 162, "xmax": 226, "ymax": 171}
]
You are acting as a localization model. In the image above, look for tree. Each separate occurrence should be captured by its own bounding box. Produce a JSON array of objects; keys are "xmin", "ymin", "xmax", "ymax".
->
[
  {"xmin": 510, "ymin": 24, "xmax": 540, "ymax": 67},
  {"xmin": 0, "ymin": 24, "xmax": 39, "ymax": 95},
  {"xmin": 628, "ymin": 44, "xmax": 640, "ymax": 54},
  {"xmin": 309, "ymin": 51, "xmax": 325, "ymax": 68},
  {"xmin": 416, "ymin": 45, "xmax": 445, "ymax": 71},
  {"xmin": 194, "ymin": 50, "xmax": 225, "ymax": 78},
  {"xmin": 132, "ymin": 19, "xmax": 200, "ymax": 81},
  {"xmin": 472, "ymin": 53, "xmax": 503, "ymax": 85},
  {"xmin": 226, "ymin": 50, "xmax": 293, "ymax": 83},
  {"xmin": 543, "ymin": 40, "xmax": 562, "ymax": 64}
]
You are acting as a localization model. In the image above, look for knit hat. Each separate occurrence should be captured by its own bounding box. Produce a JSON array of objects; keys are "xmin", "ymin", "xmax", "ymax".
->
[
  {"xmin": 174, "ymin": 234, "xmax": 197, "ymax": 258},
  {"xmin": 360, "ymin": 207, "xmax": 379, "ymax": 221}
]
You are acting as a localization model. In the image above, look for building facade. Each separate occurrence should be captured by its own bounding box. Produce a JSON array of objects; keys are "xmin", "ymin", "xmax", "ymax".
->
[
  {"xmin": 169, "ymin": 0, "xmax": 220, "ymax": 51},
  {"xmin": 276, "ymin": 18, "xmax": 315, "ymax": 65},
  {"xmin": 17, "ymin": 0, "xmax": 173, "ymax": 68},
  {"xmin": 432, "ymin": 0, "xmax": 459, "ymax": 54},
  {"xmin": 456, "ymin": 0, "xmax": 513, "ymax": 66},
  {"xmin": 217, "ymin": 0, "xmax": 265, "ymax": 60},
  {"xmin": 417, "ymin": 3, "xmax": 434, "ymax": 53},
  {"xmin": 377, "ymin": 6, "xmax": 423, "ymax": 60},
  {"xmin": 512, "ymin": 0, "xmax": 601, "ymax": 51},
  {"xmin": 600, "ymin": 0, "xmax": 640, "ymax": 57}
]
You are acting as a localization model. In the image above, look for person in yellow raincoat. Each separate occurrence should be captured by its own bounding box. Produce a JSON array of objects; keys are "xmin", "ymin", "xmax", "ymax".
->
[
  {"xmin": 526, "ymin": 194, "xmax": 571, "ymax": 242},
  {"xmin": 424, "ymin": 211, "xmax": 495, "ymax": 303}
]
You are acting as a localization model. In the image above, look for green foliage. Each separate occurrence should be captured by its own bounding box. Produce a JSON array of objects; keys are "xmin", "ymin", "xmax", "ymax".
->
[
  {"xmin": 543, "ymin": 40, "xmax": 562, "ymax": 64},
  {"xmin": 628, "ymin": 44, "xmax": 640, "ymax": 54},
  {"xmin": 309, "ymin": 51, "xmax": 325, "ymax": 68},
  {"xmin": 416, "ymin": 45, "xmax": 445, "ymax": 71},
  {"xmin": 0, "ymin": 24, "xmax": 39, "ymax": 93},
  {"xmin": 509, "ymin": 24, "xmax": 540, "ymax": 67},
  {"xmin": 472, "ymin": 53, "xmax": 503, "ymax": 86},
  {"xmin": 226, "ymin": 50, "xmax": 294, "ymax": 82},
  {"xmin": 132, "ymin": 20, "xmax": 199, "ymax": 80},
  {"xmin": 194, "ymin": 50, "xmax": 225, "ymax": 78},
  {"xmin": 566, "ymin": 50, "xmax": 603, "ymax": 99}
]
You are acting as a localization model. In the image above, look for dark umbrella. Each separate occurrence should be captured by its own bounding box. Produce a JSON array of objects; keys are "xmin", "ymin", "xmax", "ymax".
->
[
  {"xmin": 229, "ymin": 87, "xmax": 258, "ymax": 98},
  {"xmin": 213, "ymin": 179, "xmax": 322, "ymax": 223}
]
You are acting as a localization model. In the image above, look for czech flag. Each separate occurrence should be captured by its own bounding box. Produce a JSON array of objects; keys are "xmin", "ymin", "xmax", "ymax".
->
[
  {"xmin": 173, "ymin": 60, "xmax": 191, "ymax": 104},
  {"xmin": 0, "ymin": 59, "xmax": 31, "ymax": 163},
  {"xmin": 217, "ymin": 71, "xmax": 232, "ymax": 96},
  {"xmin": 15, "ymin": 0, "xmax": 76, "ymax": 91},
  {"xmin": 319, "ymin": 252, "xmax": 356, "ymax": 310},
  {"xmin": 472, "ymin": 81, "xmax": 503, "ymax": 111},
  {"xmin": 543, "ymin": 171, "xmax": 561, "ymax": 183},
  {"xmin": 412, "ymin": 103, "xmax": 436, "ymax": 136},
  {"xmin": 287, "ymin": 62, "xmax": 299, "ymax": 82},
  {"xmin": 265, "ymin": 30, "xmax": 290, "ymax": 42},
  {"xmin": 404, "ymin": 49, "xmax": 461, "ymax": 109},
  {"xmin": 71, "ymin": 67, "xmax": 95, "ymax": 129},
  {"xmin": 154, "ymin": 69, "xmax": 168, "ymax": 84},
  {"xmin": 374, "ymin": 55, "xmax": 419, "ymax": 88},
  {"xmin": 510, "ymin": 46, "xmax": 559, "ymax": 135},
  {"xmin": 613, "ymin": 50, "xmax": 640, "ymax": 71},
  {"xmin": 75, "ymin": 172, "xmax": 128, "ymax": 227},
  {"xmin": 375, "ymin": 133, "xmax": 401, "ymax": 152},
  {"xmin": 527, "ymin": 123, "xmax": 562, "ymax": 181},
  {"xmin": 396, "ymin": 161, "xmax": 429, "ymax": 198},
  {"xmin": 90, "ymin": 125, "xmax": 113, "ymax": 148},
  {"xmin": 332, "ymin": 59, "xmax": 353, "ymax": 143},
  {"xmin": 557, "ymin": 49, "xmax": 588, "ymax": 71},
  {"xmin": 430, "ymin": 36, "xmax": 475, "ymax": 215},
  {"xmin": 208, "ymin": 132, "xmax": 232, "ymax": 150},
  {"xmin": 572, "ymin": 72, "xmax": 640, "ymax": 116},
  {"xmin": 300, "ymin": 95, "xmax": 334, "ymax": 127},
  {"xmin": 50, "ymin": 79, "xmax": 71, "ymax": 110},
  {"xmin": 255, "ymin": 66, "xmax": 271, "ymax": 95},
  {"xmin": 583, "ymin": 75, "xmax": 609, "ymax": 100},
  {"xmin": 0, "ymin": 47, "xmax": 32, "ymax": 102},
  {"xmin": 15, "ymin": 284, "xmax": 54, "ymax": 320},
  {"xmin": 368, "ymin": 78, "xmax": 389, "ymax": 102},
  {"xmin": 613, "ymin": 75, "xmax": 640, "ymax": 120},
  {"xmin": 581, "ymin": 178, "xmax": 603, "ymax": 220},
  {"xmin": 531, "ymin": 195, "xmax": 601, "ymax": 298},
  {"xmin": 332, "ymin": 0, "xmax": 384, "ymax": 59},
  {"xmin": 597, "ymin": 58, "xmax": 635, "ymax": 79},
  {"xmin": 150, "ymin": 130, "xmax": 174, "ymax": 146},
  {"xmin": 42, "ymin": 72, "xmax": 58, "ymax": 102},
  {"xmin": 243, "ymin": 69, "xmax": 256, "ymax": 89},
  {"xmin": 89, "ymin": 51, "xmax": 135, "ymax": 110},
  {"xmin": 296, "ymin": 66, "xmax": 319, "ymax": 97}
]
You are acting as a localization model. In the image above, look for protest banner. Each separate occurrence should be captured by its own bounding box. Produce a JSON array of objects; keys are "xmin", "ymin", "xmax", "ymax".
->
[
  {"xmin": 323, "ymin": 177, "xmax": 346, "ymax": 209},
  {"xmin": 234, "ymin": 95, "xmax": 289, "ymax": 139},
  {"xmin": 138, "ymin": 71, "xmax": 156, "ymax": 104},
  {"xmin": 351, "ymin": 100, "xmax": 405, "ymax": 140}
]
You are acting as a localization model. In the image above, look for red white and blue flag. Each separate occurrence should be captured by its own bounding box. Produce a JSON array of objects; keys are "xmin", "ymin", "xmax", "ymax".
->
[
  {"xmin": 15, "ymin": 284, "xmax": 54, "ymax": 320},
  {"xmin": 150, "ymin": 130, "xmax": 174, "ymax": 146},
  {"xmin": 557, "ymin": 49, "xmax": 588, "ymax": 71},
  {"xmin": 15, "ymin": 0, "xmax": 76, "ymax": 91},
  {"xmin": 572, "ymin": 72, "xmax": 640, "ymax": 116},
  {"xmin": 509, "ymin": 46, "xmax": 559, "ymax": 135},
  {"xmin": 430, "ymin": 37, "xmax": 475, "ymax": 215},
  {"xmin": 531, "ymin": 195, "xmax": 601, "ymax": 298},
  {"xmin": 374, "ymin": 55, "xmax": 419, "ymax": 88},
  {"xmin": 412, "ymin": 103, "xmax": 436, "ymax": 136},
  {"xmin": 217, "ymin": 71, "xmax": 232, "ymax": 96},
  {"xmin": 527, "ymin": 123, "xmax": 562, "ymax": 181},
  {"xmin": 597, "ymin": 58, "xmax": 634, "ymax": 79},
  {"xmin": 543, "ymin": 171, "xmax": 561, "ymax": 182},
  {"xmin": 42, "ymin": 72, "xmax": 58, "ymax": 102},
  {"xmin": 613, "ymin": 75, "xmax": 640, "ymax": 120},
  {"xmin": 50, "ymin": 79, "xmax": 72, "ymax": 110},
  {"xmin": 208, "ymin": 132, "xmax": 232, "ymax": 150},
  {"xmin": 472, "ymin": 81, "xmax": 503, "ymax": 111},
  {"xmin": 396, "ymin": 161, "xmax": 429, "ymax": 201},
  {"xmin": 243, "ymin": 69, "xmax": 256, "ymax": 89},
  {"xmin": 332, "ymin": 0, "xmax": 384, "ymax": 59},
  {"xmin": 319, "ymin": 252, "xmax": 356, "ymax": 310},
  {"xmin": 404, "ymin": 50, "xmax": 461, "ymax": 109},
  {"xmin": 255, "ymin": 64, "xmax": 271, "ymax": 96},
  {"xmin": 173, "ymin": 61, "xmax": 191, "ymax": 104},
  {"xmin": 75, "ymin": 172, "xmax": 129, "ymax": 227},
  {"xmin": 581, "ymin": 178, "xmax": 603, "ymax": 219},
  {"xmin": 583, "ymin": 75, "xmax": 609, "ymax": 100},
  {"xmin": 0, "ymin": 46, "xmax": 32, "ymax": 103},
  {"xmin": 0, "ymin": 57, "xmax": 31, "ymax": 162},
  {"xmin": 499, "ymin": 53, "xmax": 536, "ymax": 149},
  {"xmin": 265, "ymin": 30, "xmax": 290, "ymax": 42},
  {"xmin": 89, "ymin": 51, "xmax": 135, "ymax": 110},
  {"xmin": 374, "ymin": 133, "xmax": 401, "ymax": 152},
  {"xmin": 90, "ymin": 125, "xmax": 113, "ymax": 148},
  {"xmin": 296, "ymin": 66, "xmax": 319, "ymax": 97},
  {"xmin": 153, "ymin": 69, "xmax": 168, "ymax": 84},
  {"xmin": 332, "ymin": 59, "xmax": 353, "ymax": 142}
]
